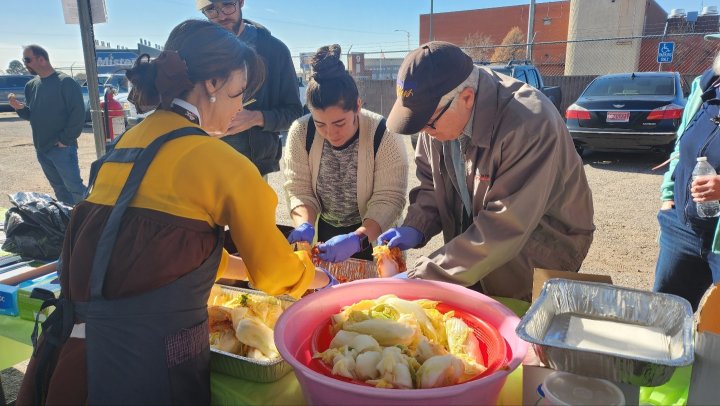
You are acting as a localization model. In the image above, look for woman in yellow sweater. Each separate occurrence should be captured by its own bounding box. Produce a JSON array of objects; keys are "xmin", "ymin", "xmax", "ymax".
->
[{"xmin": 18, "ymin": 20, "xmax": 331, "ymax": 405}]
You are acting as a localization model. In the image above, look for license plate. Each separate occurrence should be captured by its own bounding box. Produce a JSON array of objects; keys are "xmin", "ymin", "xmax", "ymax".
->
[{"xmin": 607, "ymin": 111, "xmax": 630, "ymax": 122}]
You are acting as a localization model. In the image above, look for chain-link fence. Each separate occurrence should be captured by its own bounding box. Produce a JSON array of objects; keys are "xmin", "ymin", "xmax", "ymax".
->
[
  {"xmin": 460, "ymin": 32, "xmax": 717, "ymax": 112},
  {"xmin": 462, "ymin": 33, "xmax": 715, "ymax": 77}
]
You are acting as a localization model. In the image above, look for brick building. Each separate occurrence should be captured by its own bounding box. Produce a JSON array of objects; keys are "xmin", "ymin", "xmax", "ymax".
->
[
  {"xmin": 417, "ymin": 0, "xmax": 715, "ymax": 77},
  {"xmin": 419, "ymin": 0, "xmax": 570, "ymax": 72}
]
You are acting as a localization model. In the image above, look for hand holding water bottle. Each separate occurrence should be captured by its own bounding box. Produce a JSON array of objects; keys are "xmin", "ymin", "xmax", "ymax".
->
[{"xmin": 691, "ymin": 157, "xmax": 720, "ymax": 217}]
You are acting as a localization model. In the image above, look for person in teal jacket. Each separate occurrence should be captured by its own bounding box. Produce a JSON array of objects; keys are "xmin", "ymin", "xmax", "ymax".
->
[{"xmin": 655, "ymin": 34, "xmax": 720, "ymax": 310}]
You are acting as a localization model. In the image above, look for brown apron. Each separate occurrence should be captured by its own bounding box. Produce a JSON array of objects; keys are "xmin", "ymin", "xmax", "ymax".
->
[{"xmin": 32, "ymin": 127, "xmax": 221, "ymax": 404}]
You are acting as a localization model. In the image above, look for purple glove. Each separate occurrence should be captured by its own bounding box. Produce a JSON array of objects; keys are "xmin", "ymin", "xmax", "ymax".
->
[
  {"xmin": 376, "ymin": 226, "xmax": 424, "ymax": 250},
  {"xmin": 288, "ymin": 222, "xmax": 315, "ymax": 244},
  {"xmin": 316, "ymin": 232, "xmax": 361, "ymax": 263},
  {"xmin": 317, "ymin": 266, "xmax": 339, "ymax": 289}
]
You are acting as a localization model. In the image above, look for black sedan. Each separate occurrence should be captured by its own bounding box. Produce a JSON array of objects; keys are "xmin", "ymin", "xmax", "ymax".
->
[{"xmin": 566, "ymin": 72, "xmax": 688, "ymax": 155}]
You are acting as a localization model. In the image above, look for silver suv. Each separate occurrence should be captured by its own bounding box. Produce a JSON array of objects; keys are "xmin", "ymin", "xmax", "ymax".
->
[{"xmin": 0, "ymin": 74, "xmax": 34, "ymax": 112}]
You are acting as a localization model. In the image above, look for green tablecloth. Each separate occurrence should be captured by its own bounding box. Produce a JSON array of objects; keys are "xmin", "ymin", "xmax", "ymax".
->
[
  {"xmin": 0, "ymin": 316, "xmax": 33, "ymax": 369},
  {"xmin": 0, "ymin": 298, "xmax": 692, "ymax": 405}
]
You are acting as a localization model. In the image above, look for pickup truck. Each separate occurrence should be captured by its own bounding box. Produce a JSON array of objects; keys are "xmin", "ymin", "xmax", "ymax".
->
[
  {"xmin": 483, "ymin": 61, "xmax": 562, "ymax": 111},
  {"xmin": 410, "ymin": 62, "xmax": 562, "ymax": 149}
]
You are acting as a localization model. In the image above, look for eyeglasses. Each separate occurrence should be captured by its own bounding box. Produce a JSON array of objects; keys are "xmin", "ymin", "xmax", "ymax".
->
[
  {"xmin": 22, "ymin": 57, "xmax": 32, "ymax": 64},
  {"xmin": 426, "ymin": 98, "xmax": 454, "ymax": 130},
  {"xmin": 202, "ymin": 1, "xmax": 238, "ymax": 19}
]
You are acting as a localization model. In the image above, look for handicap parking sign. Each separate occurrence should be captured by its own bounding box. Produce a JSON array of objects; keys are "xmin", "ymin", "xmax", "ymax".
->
[{"xmin": 657, "ymin": 42, "xmax": 675, "ymax": 63}]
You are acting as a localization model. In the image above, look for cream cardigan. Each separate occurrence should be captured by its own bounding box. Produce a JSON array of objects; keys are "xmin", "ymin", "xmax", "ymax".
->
[{"xmin": 283, "ymin": 108, "xmax": 408, "ymax": 231}]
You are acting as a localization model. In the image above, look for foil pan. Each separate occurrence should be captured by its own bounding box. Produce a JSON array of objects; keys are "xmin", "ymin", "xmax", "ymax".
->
[
  {"xmin": 515, "ymin": 279, "xmax": 694, "ymax": 387},
  {"xmin": 313, "ymin": 258, "xmax": 379, "ymax": 283},
  {"xmin": 209, "ymin": 285, "xmax": 294, "ymax": 383}
]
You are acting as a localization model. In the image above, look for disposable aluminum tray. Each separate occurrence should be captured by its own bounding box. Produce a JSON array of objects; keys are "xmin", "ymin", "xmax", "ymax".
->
[
  {"xmin": 515, "ymin": 279, "xmax": 694, "ymax": 387},
  {"xmin": 209, "ymin": 285, "xmax": 294, "ymax": 383},
  {"xmin": 313, "ymin": 258, "xmax": 379, "ymax": 283}
]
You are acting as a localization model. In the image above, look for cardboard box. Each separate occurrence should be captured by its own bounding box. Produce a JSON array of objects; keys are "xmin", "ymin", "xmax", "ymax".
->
[
  {"xmin": 0, "ymin": 284, "xmax": 20, "ymax": 316},
  {"xmin": 687, "ymin": 285, "xmax": 720, "ymax": 404},
  {"xmin": 0, "ymin": 262, "xmax": 57, "ymax": 316},
  {"xmin": 17, "ymin": 273, "xmax": 60, "ymax": 322},
  {"xmin": 532, "ymin": 268, "xmax": 612, "ymax": 302}
]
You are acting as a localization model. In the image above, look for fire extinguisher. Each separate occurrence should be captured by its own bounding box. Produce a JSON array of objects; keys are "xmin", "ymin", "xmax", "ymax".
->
[{"xmin": 100, "ymin": 87, "xmax": 126, "ymax": 142}]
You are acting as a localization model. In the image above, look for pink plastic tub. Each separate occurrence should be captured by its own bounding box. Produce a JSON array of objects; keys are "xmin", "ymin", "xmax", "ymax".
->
[{"xmin": 274, "ymin": 279, "xmax": 529, "ymax": 406}]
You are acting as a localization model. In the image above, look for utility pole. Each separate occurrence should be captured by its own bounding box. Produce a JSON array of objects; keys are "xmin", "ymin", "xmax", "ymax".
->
[
  {"xmin": 395, "ymin": 29, "xmax": 411, "ymax": 52},
  {"xmin": 346, "ymin": 45, "xmax": 353, "ymax": 72},
  {"xmin": 526, "ymin": 0, "xmax": 536, "ymax": 61},
  {"xmin": 77, "ymin": 0, "xmax": 106, "ymax": 158},
  {"xmin": 429, "ymin": 0, "xmax": 434, "ymax": 42},
  {"xmin": 658, "ymin": 19, "xmax": 669, "ymax": 72}
]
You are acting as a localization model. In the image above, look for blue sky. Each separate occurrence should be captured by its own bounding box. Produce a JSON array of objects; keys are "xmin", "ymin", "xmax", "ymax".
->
[{"xmin": 0, "ymin": 0, "xmax": 711, "ymax": 73}]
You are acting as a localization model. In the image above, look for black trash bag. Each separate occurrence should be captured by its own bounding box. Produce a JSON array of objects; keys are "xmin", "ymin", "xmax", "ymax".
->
[{"xmin": 2, "ymin": 192, "xmax": 72, "ymax": 260}]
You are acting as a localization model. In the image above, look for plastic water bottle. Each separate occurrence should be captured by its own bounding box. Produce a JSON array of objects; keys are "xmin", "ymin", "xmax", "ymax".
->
[{"xmin": 692, "ymin": 157, "xmax": 720, "ymax": 218}]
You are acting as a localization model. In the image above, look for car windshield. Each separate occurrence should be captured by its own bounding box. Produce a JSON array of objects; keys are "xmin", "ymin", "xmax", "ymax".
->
[
  {"xmin": 584, "ymin": 76, "xmax": 675, "ymax": 97},
  {"xmin": 103, "ymin": 74, "xmax": 129, "ymax": 93}
]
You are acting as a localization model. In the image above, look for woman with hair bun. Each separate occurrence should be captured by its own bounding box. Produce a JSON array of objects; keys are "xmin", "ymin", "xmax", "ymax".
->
[
  {"xmin": 17, "ymin": 19, "xmax": 332, "ymax": 405},
  {"xmin": 284, "ymin": 44, "xmax": 408, "ymax": 263}
]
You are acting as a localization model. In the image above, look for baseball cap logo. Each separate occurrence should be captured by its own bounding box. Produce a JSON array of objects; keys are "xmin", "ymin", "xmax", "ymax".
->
[{"xmin": 396, "ymin": 79, "xmax": 416, "ymax": 99}]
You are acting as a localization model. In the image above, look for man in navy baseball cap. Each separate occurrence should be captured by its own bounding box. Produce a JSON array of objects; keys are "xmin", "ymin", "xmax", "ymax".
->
[
  {"xmin": 381, "ymin": 41, "xmax": 594, "ymax": 301},
  {"xmin": 387, "ymin": 41, "xmax": 473, "ymax": 135}
]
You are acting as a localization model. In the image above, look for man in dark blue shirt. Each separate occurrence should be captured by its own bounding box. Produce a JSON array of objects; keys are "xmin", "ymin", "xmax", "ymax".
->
[
  {"xmin": 9, "ymin": 45, "xmax": 86, "ymax": 205},
  {"xmin": 197, "ymin": 0, "xmax": 302, "ymax": 177}
]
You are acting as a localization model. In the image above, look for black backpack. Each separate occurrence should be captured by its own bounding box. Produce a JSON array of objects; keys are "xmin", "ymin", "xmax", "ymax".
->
[{"xmin": 305, "ymin": 118, "xmax": 386, "ymax": 156}]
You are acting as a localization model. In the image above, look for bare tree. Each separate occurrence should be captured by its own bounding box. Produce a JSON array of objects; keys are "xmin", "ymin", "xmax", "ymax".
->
[
  {"xmin": 7, "ymin": 60, "xmax": 29, "ymax": 74},
  {"xmin": 491, "ymin": 27, "xmax": 526, "ymax": 63},
  {"xmin": 462, "ymin": 32, "xmax": 495, "ymax": 63}
]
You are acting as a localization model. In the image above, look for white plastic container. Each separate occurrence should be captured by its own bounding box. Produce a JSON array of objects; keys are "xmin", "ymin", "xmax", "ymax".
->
[{"xmin": 541, "ymin": 371, "xmax": 625, "ymax": 406}]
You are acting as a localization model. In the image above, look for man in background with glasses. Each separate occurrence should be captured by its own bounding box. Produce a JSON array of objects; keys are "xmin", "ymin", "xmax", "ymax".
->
[
  {"xmin": 378, "ymin": 42, "xmax": 595, "ymax": 301},
  {"xmin": 196, "ymin": 0, "xmax": 302, "ymax": 179},
  {"xmin": 8, "ymin": 45, "xmax": 86, "ymax": 205}
]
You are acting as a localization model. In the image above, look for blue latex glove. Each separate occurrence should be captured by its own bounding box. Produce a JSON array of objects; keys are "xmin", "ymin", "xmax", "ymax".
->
[
  {"xmin": 287, "ymin": 222, "xmax": 315, "ymax": 244},
  {"xmin": 376, "ymin": 226, "xmax": 424, "ymax": 250},
  {"xmin": 316, "ymin": 232, "xmax": 360, "ymax": 263},
  {"xmin": 392, "ymin": 272, "xmax": 410, "ymax": 279},
  {"xmin": 317, "ymin": 266, "xmax": 339, "ymax": 289}
]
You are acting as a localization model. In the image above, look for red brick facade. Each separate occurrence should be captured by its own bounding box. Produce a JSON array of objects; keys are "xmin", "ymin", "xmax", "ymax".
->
[{"xmin": 419, "ymin": 1, "xmax": 570, "ymax": 67}]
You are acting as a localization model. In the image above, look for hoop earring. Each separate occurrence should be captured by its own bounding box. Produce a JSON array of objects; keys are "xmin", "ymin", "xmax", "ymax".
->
[{"xmin": 209, "ymin": 95, "xmax": 217, "ymax": 103}]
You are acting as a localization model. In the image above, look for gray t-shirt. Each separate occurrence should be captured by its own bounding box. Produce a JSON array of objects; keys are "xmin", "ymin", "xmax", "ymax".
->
[{"xmin": 316, "ymin": 132, "xmax": 362, "ymax": 227}]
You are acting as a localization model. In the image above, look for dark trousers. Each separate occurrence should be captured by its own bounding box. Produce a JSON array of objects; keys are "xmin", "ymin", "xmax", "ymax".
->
[
  {"xmin": 654, "ymin": 208, "xmax": 720, "ymax": 311},
  {"xmin": 317, "ymin": 217, "xmax": 373, "ymax": 261},
  {"xmin": 36, "ymin": 145, "xmax": 86, "ymax": 205}
]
